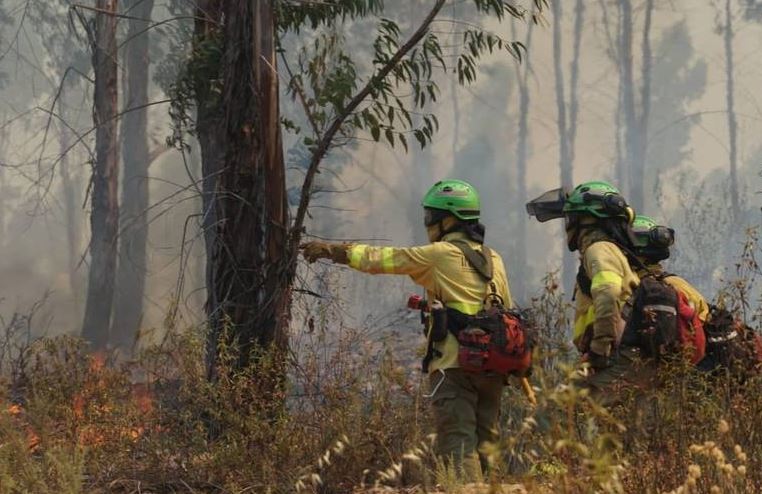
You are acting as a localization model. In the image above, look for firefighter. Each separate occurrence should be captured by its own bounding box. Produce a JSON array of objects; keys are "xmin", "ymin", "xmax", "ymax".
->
[
  {"xmin": 629, "ymin": 215, "xmax": 709, "ymax": 325},
  {"xmin": 526, "ymin": 181, "xmax": 642, "ymax": 402},
  {"xmin": 301, "ymin": 179, "xmax": 512, "ymax": 476}
]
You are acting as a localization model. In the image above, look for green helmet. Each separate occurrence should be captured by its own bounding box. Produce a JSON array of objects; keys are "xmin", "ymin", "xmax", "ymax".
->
[
  {"xmin": 422, "ymin": 179, "xmax": 480, "ymax": 221},
  {"xmin": 563, "ymin": 180, "xmax": 634, "ymax": 222},
  {"xmin": 632, "ymin": 215, "xmax": 658, "ymax": 248},
  {"xmin": 631, "ymin": 215, "xmax": 675, "ymax": 261}
]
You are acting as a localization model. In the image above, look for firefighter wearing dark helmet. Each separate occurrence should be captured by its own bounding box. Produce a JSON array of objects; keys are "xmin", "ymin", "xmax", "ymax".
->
[
  {"xmin": 300, "ymin": 179, "xmax": 512, "ymax": 477},
  {"xmin": 527, "ymin": 181, "xmax": 641, "ymax": 402}
]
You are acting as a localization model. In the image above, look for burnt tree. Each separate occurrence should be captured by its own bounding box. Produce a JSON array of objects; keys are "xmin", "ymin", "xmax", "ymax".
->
[
  {"xmin": 81, "ymin": 0, "xmax": 119, "ymax": 349},
  {"xmin": 209, "ymin": 1, "xmax": 289, "ymax": 369},
  {"xmin": 189, "ymin": 2, "xmax": 226, "ymax": 371}
]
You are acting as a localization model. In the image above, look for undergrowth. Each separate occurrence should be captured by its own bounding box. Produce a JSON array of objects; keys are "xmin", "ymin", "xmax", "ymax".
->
[{"xmin": 2, "ymin": 234, "xmax": 762, "ymax": 493}]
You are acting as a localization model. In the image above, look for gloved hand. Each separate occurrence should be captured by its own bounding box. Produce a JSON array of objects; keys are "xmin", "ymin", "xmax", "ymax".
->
[{"xmin": 300, "ymin": 241, "xmax": 349, "ymax": 264}]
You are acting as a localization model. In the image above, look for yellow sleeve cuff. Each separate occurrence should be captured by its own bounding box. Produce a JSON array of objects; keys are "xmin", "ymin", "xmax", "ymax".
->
[{"xmin": 348, "ymin": 245, "xmax": 367, "ymax": 269}]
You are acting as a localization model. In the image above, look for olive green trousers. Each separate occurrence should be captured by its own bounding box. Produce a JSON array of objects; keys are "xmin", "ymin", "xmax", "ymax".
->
[{"xmin": 428, "ymin": 368, "xmax": 504, "ymax": 477}]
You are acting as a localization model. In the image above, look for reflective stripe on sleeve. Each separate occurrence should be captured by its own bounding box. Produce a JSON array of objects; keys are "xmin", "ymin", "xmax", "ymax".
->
[
  {"xmin": 573, "ymin": 305, "xmax": 596, "ymax": 342},
  {"xmin": 381, "ymin": 247, "xmax": 395, "ymax": 273},
  {"xmin": 590, "ymin": 270, "xmax": 622, "ymax": 290},
  {"xmin": 348, "ymin": 245, "xmax": 368, "ymax": 269}
]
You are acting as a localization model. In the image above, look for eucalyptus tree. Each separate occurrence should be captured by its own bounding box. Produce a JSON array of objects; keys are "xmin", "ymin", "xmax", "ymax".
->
[
  {"xmin": 715, "ymin": 0, "xmax": 762, "ymax": 222},
  {"xmin": 551, "ymin": 0, "xmax": 585, "ymax": 292},
  {"xmin": 80, "ymin": 0, "xmax": 120, "ymax": 349},
  {"xmin": 167, "ymin": 0, "xmax": 545, "ymax": 374},
  {"xmin": 513, "ymin": 17, "xmax": 534, "ymax": 302},
  {"xmin": 111, "ymin": 0, "xmax": 156, "ymax": 353}
]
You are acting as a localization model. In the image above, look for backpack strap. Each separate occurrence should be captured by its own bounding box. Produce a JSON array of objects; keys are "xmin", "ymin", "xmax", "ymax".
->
[
  {"xmin": 448, "ymin": 239, "xmax": 503, "ymax": 306},
  {"xmin": 448, "ymin": 239, "xmax": 494, "ymax": 281}
]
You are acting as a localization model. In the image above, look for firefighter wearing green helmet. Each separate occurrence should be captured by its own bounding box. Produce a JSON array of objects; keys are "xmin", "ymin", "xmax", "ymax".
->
[
  {"xmin": 527, "ymin": 181, "xmax": 642, "ymax": 402},
  {"xmin": 301, "ymin": 179, "xmax": 513, "ymax": 476},
  {"xmin": 630, "ymin": 215, "xmax": 709, "ymax": 326}
]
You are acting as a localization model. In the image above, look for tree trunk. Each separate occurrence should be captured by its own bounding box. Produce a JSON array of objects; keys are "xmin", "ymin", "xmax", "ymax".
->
[
  {"xmin": 59, "ymin": 92, "xmax": 83, "ymax": 310},
  {"xmin": 0, "ymin": 122, "xmax": 6, "ymax": 242},
  {"xmin": 514, "ymin": 19, "xmax": 534, "ymax": 303},
  {"xmin": 600, "ymin": 0, "xmax": 626, "ymax": 187},
  {"xmin": 567, "ymin": 0, "xmax": 584, "ymax": 165},
  {"xmin": 450, "ymin": 2, "xmax": 461, "ymax": 168},
  {"xmin": 111, "ymin": 0, "xmax": 154, "ymax": 353},
  {"xmin": 630, "ymin": 0, "xmax": 653, "ymax": 212},
  {"xmin": 191, "ymin": 1, "xmax": 226, "ymax": 373},
  {"xmin": 724, "ymin": 0, "xmax": 740, "ymax": 221},
  {"xmin": 620, "ymin": 0, "xmax": 637, "ymax": 204},
  {"xmin": 552, "ymin": 1, "xmax": 570, "ymax": 189},
  {"xmin": 209, "ymin": 0, "xmax": 289, "ymax": 371},
  {"xmin": 81, "ymin": 0, "xmax": 119, "ymax": 349},
  {"xmin": 551, "ymin": 0, "xmax": 575, "ymax": 293}
]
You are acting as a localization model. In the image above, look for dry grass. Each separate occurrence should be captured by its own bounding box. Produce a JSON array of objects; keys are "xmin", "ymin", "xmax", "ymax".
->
[{"xmin": 2, "ymin": 255, "xmax": 762, "ymax": 492}]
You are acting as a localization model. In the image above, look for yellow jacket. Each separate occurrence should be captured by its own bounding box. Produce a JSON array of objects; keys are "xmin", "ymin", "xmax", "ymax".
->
[
  {"xmin": 573, "ymin": 230, "xmax": 640, "ymax": 357},
  {"xmin": 346, "ymin": 231, "xmax": 512, "ymax": 373},
  {"xmin": 636, "ymin": 264, "xmax": 710, "ymax": 323}
]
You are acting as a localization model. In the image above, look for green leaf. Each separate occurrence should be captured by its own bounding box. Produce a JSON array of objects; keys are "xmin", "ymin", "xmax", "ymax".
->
[
  {"xmin": 371, "ymin": 126, "xmax": 380, "ymax": 141},
  {"xmin": 385, "ymin": 128, "xmax": 394, "ymax": 147},
  {"xmin": 399, "ymin": 133, "xmax": 408, "ymax": 153},
  {"xmin": 414, "ymin": 129, "xmax": 426, "ymax": 149}
]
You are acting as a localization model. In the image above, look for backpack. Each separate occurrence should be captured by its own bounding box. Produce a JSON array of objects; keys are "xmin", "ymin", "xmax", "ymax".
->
[
  {"xmin": 698, "ymin": 305, "xmax": 762, "ymax": 379},
  {"xmin": 446, "ymin": 240, "xmax": 534, "ymax": 376},
  {"xmin": 621, "ymin": 273, "xmax": 706, "ymax": 364}
]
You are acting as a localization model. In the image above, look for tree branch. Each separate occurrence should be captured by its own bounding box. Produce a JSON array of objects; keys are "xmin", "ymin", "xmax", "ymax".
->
[{"xmin": 289, "ymin": 0, "xmax": 447, "ymax": 251}]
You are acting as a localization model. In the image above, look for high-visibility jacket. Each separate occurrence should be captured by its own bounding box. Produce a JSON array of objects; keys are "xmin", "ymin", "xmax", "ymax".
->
[
  {"xmin": 346, "ymin": 231, "xmax": 512, "ymax": 373},
  {"xmin": 573, "ymin": 230, "xmax": 640, "ymax": 357},
  {"xmin": 637, "ymin": 265, "xmax": 710, "ymax": 323}
]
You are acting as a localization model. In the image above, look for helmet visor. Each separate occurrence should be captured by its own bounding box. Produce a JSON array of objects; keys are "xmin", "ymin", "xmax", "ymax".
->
[
  {"xmin": 649, "ymin": 226, "xmax": 675, "ymax": 248},
  {"xmin": 526, "ymin": 188, "xmax": 567, "ymax": 222},
  {"xmin": 424, "ymin": 207, "xmax": 450, "ymax": 227}
]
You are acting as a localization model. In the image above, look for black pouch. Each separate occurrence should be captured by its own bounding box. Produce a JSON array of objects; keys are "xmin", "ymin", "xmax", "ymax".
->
[{"xmin": 429, "ymin": 307, "xmax": 448, "ymax": 342}]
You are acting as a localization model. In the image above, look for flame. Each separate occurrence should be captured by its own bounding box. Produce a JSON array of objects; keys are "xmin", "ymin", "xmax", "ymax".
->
[
  {"xmin": 7, "ymin": 350, "xmax": 161, "ymax": 452},
  {"xmin": 131, "ymin": 383, "xmax": 154, "ymax": 415},
  {"xmin": 5, "ymin": 403, "xmax": 41, "ymax": 451},
  {"xmin": 90, "ymin": 350, "xmax": 108, "ymax": 372}
]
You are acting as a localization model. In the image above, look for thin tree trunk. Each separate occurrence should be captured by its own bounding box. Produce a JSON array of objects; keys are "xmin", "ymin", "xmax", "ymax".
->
[
  {"xmin": 600, "ymin": 0, "xmax": 626, "ymax": 186},
  {"xmin": 450, "ymin": 1, "xmax": 460, "ymax": 168},
  {"xmin": 59, "ymin": 93, "xmax": 83, "ymax": 310},
  {"xmin": 620, "ymin": 0, "xmax": 636, "ymax": 204},
  {"xmin": 209, "ymin": 0, "xmax": 289, "ymax": 371},
  {"xmin": 552, "ymin": 0, "xmax": 575, "ymax": 293},
  {"xmin": 0, "ymin": 121, "xmax": 6, "ymax": 242},
  {"xmin": 724, "ymin": 0, "xmax": 740, "ymax": 221},
  {"xmin": 630, "ymin": 0, "xmax": 653, "ymax": 212},
  {"xmin": 567, "ymin": 0, "xmax": 584, "ymax": 164},
  {"xmin": 514, "ymin": 19, "xmax": 534, "ymax": 303},
  {"xmin": 615, "ymin": 83, "xmax": 625, "ymax": 187},
  {"xmin": 552, "ymin": 1, "xmax": 570, "ymax": 189},
  {"xmin": 81, "ymin": 0, "xmax": 119, "ymax": 349},
  {"xmin": 112, "ymin": 0, "xmax": 154, "ymax": 353}
]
